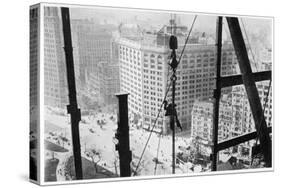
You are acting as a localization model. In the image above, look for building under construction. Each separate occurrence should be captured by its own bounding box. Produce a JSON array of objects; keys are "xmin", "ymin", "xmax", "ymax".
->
[{"xmin": 29, "ymin": 3, "xmax": 273, "ymax": 185}]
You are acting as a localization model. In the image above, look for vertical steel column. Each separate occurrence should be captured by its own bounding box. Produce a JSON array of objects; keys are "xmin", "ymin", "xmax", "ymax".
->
[
  {"xmin": 211, "ymin": 16, "xmax": 223, "ymax": 171},
  {"xmin": 226, "ymin": 17, "xmax": 272, "ymax": 167},
  {"xmin": 61, "ymin": 7, "xmax": 83, "ymax": 179},
  {"xmin": 169, "ymin": 24, "xmax": 178, "ymax": 174},
  {"xmin": 171, "ymin": 74, "xmax": 176, "ymax": 174},
  {"xmin": 115, "ymin": 93, "xmax": 132, "ymax": 177}
]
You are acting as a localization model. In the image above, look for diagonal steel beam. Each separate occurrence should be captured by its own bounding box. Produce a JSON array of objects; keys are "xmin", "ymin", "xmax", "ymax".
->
[{"xmin": 226, "ymin": 17, "xmax": 272, "ymax": 167}]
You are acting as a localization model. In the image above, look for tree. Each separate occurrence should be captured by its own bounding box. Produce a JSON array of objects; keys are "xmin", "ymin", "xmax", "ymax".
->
[{"xmin": 88, "ymin": 149, "xmax": 101, "ymax": 173}]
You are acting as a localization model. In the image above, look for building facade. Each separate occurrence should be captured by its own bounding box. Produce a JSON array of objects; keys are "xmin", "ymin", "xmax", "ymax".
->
[
  {"xmin": 191, "ymin": 82, "xmax": 272, "ymax": 162},
  {"xmin": 116, "ymin": 19, "xmax": 238, "ymax": 134},
  {"xmin": 30, "ymin": 7, "xmax": 39, "ymax": 107},
  {"xmin": 87, "ymin": 61, "xmax": 120, "ymax": 105},
  {"xmin": 191, "ymin": 96, "xmax": 232, "ymax": 143},
  {"xmin": 71, "ymin": 19, "xmax": 112, "ymax": 85},
  {"xmin": 191, "ymin": 100, "xmax": 214, "ymax": 141},
  {"xmin": 44, "ymin": 7, "xmax": 68, "ymax": 108},
  {"xmin": 231, "ymin": 83, "xmax": 272, "ymax": 136}
]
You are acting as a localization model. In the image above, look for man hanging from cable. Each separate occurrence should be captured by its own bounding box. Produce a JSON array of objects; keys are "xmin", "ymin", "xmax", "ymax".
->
[{"xmin": 163, "ymin": 100, "xmax": 182, "ymax": 131}]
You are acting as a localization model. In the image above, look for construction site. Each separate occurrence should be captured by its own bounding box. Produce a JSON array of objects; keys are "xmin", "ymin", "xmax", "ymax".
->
[{"xmin": 29, "ymin": 5, "xmax": 273, "ymax": 182}]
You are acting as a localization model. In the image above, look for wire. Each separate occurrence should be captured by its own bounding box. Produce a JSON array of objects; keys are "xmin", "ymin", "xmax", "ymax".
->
[
  {"xmin": 178, "ymin": 15, "xmax": 198, "ymax": 64},
  {"xmin": 165, "ymin": 15, "xmax": 198, "ymax": 97},
  {"xmin": 154, "ymin": 126, "xmax": 163, "ymax": 175}
]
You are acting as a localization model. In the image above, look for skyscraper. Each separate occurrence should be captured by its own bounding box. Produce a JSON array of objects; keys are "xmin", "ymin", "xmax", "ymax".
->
[
  {"xmin": 44, "ymin": 7, "xmax": 67, "ymax": 107},
  {"xmin": 71, "ymin": 19, "xmax": 113, "ymax": 85},
  {"xmin": 87, "ymin": 61, "xmax": 120, "ymax": 105},
  {"xmin": 116, "ymin": 19, "xmax": 238, "ymax": 134},
  {"xmin": 30, "ymin": 7, "xmax": 39, "ymax": 107}
]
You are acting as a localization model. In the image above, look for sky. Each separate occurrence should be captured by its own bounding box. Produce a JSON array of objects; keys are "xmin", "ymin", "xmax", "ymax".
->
[{"xmin": 68, "ymin": 6, "xmax": 272, "ymax": 48}]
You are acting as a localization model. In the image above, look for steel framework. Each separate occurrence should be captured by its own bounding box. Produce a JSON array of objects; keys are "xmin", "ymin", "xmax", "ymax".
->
[{"xmin": 211, "ymin": 17, "xmax": 272, "ymax": 170}]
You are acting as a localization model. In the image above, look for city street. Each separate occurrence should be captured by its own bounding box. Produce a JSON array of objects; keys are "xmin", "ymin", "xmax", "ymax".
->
[{"xmin": 44, "ymin": 106, "xmax": 194, "ymax": 180}]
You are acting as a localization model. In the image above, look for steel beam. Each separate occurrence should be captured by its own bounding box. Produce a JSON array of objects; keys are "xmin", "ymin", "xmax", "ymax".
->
[
  {"xmin": 171, "ymin": 74, "xmax": 176, "ymax": 174},
  {"xmin": 226, "ymin": 17, "xmax": 272, "ymax": 167},
  {"xmin": 211, "ymin": 16, "xmax": 223, "ymax": 171},
  {"xmin": 220, "ymin": 71, "xmax": 271, "ymax": 88},
  {"xmin": 61, "ymin": 7, "xmax": 83, "ymax": 179},
  {"xmin": 115, "ymin": 93, "xmax": 132, "ymax": 177},
  {"xmin": 217, "ymin": 127, "xmax": 272, "ymax": 152}
]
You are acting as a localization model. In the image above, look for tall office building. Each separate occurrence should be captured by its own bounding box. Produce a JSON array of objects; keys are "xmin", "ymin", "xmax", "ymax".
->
[
  {"xmin": 44, "ymin": 7, "xmax": 68, "ymax": 108},
  {"xmin": 191, "ymin": 95, "xmax": 232, "ymax": 142},
  {"xmin": 190, "ymin": 82, "xmax": 272, "ymax": 161},
  {"xmin": 191, "ymin": 97, "xmax": 253, "ymax": 161},
  {"xmin": 71, "ymin": 19, "xmax": 113, "ymax": 85},
  {"xmin": 260, "ymin": 47, "xmax": 272, "ymax": 71},
  {"xmin": 87, "ymin": 61, "xmax": 120, "ymax": 105},
  {"xmin": 30, "ymin": 8, "xmax": 39, "ymax": 107},
  {"xmin": 116, "ymin": 19, "xmax": 238, "ymax": 134},
  {"xmin": 231, "ymin": 83, "xmax": 272, "ymax": 137},
  {"xmin": 29, "ymin": 7, "xmax": 40, "ymax": 181},
  {"xmin": 70, "ymin": 25, "xmax": 81, "ymax": 82},
  {"xmin": 191, "ymin": 99, "xmax": 214, "ymax": 142}
]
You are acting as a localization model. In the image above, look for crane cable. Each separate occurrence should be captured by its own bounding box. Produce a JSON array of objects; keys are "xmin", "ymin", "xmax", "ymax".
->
[
  {"xmin": 153, "ymin": 116, "xmax": 163, "ymax": 175},
  {"xmin": 132, "ymin": 15, "xmax": 198, "ymax": 175},
  {"xmin": 178, "ymin": 15, "xmax": 198, "ymax": 65},
  {"xmin": 153, "ymin": 66, "xmax": 172, "ymax": 175},
  {"xmin": 154, "ymin": 15, "xmax": 177, "ymax": 175},
  {"xmin": 132, "ymin": 68, "xmax": 172, "ymax": 175}
]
